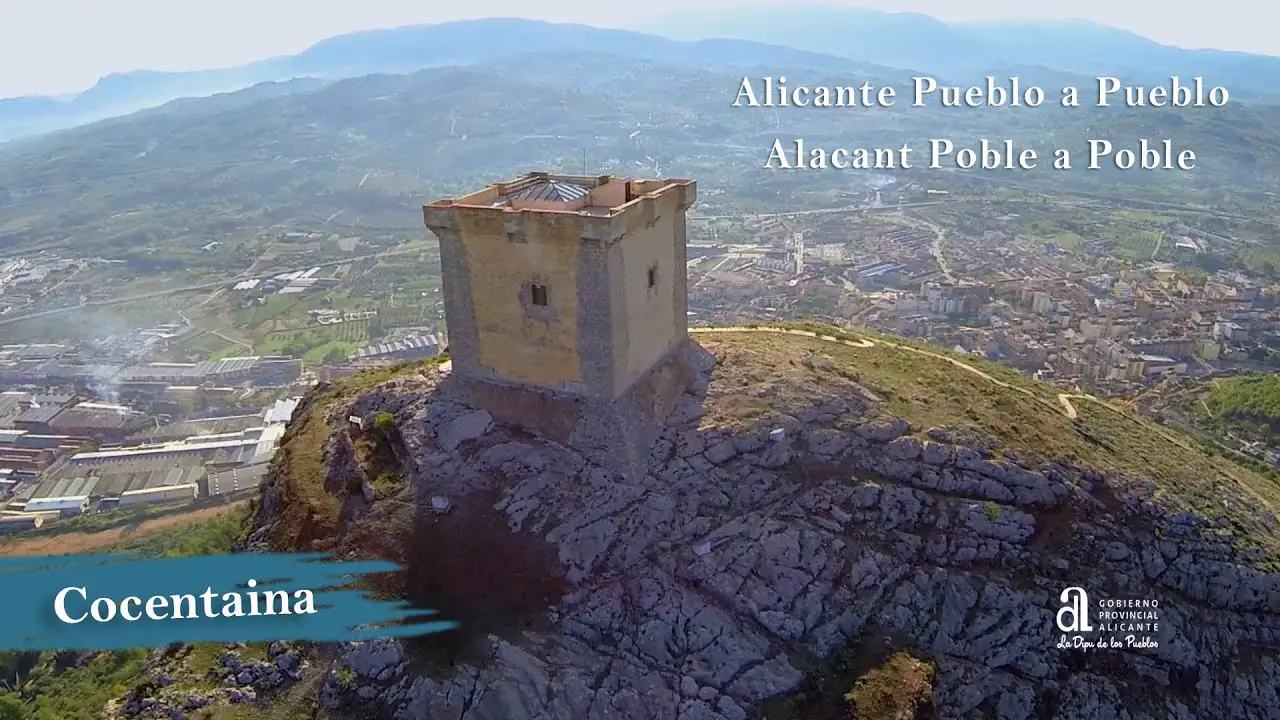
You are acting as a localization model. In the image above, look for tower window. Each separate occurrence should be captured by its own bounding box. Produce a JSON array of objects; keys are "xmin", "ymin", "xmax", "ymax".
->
[
  {"xmin": 530, "ymin": 283, "xmax": 548, "ymax": 306},
  {"xmin": 647, "ymin": 266, "xmax": 657, "ymax": 289}
]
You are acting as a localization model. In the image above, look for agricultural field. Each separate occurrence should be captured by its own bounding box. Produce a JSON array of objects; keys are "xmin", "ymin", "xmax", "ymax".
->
[
  {"xmin": 1111, "ymin": 229, "xmax": 1165, "ymax": 262},
  {"xmin": 170, "ymin": 331, "xmax": 245, "ymax": 362},
  {"xmin": 229, "ymin": 290, "xmax": 370, "ymax": 330},
  {"xmin": 345, "ymin": 253, "xmax": 441, "ymax": 299},
  {"xmin": 258, "ymin": 321, "xmax": 371, "ymax": 364},
  {"xmin": 1108, "ymin": 209, "xmax": 1171, "ymax": 224},
  {"xmin": 926, "ymin": 200, "xmax": 1173, "ymax": 262},
  {"xmin": 378, "ymin": 299, "xmax": 442, "ymax": 329},
  {"xmin": 232, "ymin": 296, "xmax": 311, "ymax": 333}
]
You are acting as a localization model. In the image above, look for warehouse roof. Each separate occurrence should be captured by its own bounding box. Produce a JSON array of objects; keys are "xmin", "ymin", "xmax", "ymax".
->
[
  {"xmin": 49, "ymin": 405, "xmax": 145, "ymax": 431},
  {"xmin": 95, "ymin": 466, "xmax": 206, "ymax": 496},
  {"xmin": 209, "ymin": 462, "xmax": 269, "ymax": 497},
  {"xmin": 13, "ymin": 405, "xmax": 63, "ymax": 425},
  {"xmin": 125, "ymin": 414, "xmax": 263, "ymax": 444},
  {"xmin": 263, "ymin": 398, "xmax": 300, "ymax": 425},
  {"xmin": 69, "ymin": 437, "xmax": 257, "ymax": 462},
  {"xmin": 34, "ymin": 475, "xmax": 100, "ymax": 499},
  {"xmin": 348, "ymin": 335, "xmax": 440, "ymax": 360}
]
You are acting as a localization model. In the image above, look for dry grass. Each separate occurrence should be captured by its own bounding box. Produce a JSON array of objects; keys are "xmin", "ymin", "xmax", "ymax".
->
[
  {"xmin": 759, "ymin": 632, "xmax": 935, "ymax": 720},
  {"xmin": 268, "ymin": 329, "xmax": 1280, "ymax": 561},
  {"xmin": 266, "ymin": 357, "xmax": 446, "ymax": 551},
  {"xmin": 0, "ymin": 501, "xmax": 249, "ymax": 557},
  {"xmin": 265, "ymin": 392, "xmax": 347, "ymax": 551},
  {"xmin": 703, "ymin": 332, "xmax": 1069, "ymax": 454},
  {"xmin": 700, "ymin": 330, "xmax": 1280, "ymax": 558},
  {"xmin": 269, "ymin": 329, "xmax": 1280, "ymax": 559},
  {"xmin": 846, "ymin": 652, "xmax": 935, "ymax": 720},
  {"xmin": 267, "ymin": 327, "xmax": 1280, "ymax": 558}
]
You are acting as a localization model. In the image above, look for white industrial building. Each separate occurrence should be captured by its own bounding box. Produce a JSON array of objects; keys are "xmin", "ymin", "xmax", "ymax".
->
[
  {"xmin": 23, "ymin": 495, "xmax": 89, "ymax": 516},
  {"xmin": 12, "ymin": 394, "xmax": 305, "ymax": 515},
  {"xmin": 118, "ymin": 484, "xmax": 199, "ymax": 507}
]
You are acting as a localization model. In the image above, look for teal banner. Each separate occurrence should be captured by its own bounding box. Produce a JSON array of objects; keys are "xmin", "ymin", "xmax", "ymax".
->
[{"xmin": 0, "ymin": 553, "xmax": 455, "ymax": 650}]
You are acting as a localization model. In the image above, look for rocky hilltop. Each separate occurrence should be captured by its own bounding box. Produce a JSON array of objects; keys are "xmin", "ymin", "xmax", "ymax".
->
[{"xmin": 223, "ymin": 326, "xmax": 1280, "ymax": 720}]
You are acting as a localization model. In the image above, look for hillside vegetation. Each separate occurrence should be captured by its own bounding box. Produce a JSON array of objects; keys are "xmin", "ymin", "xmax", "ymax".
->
[
  {"xmin": 699, "ymin": 326, "xmax": 1280, "ymax": 558},
  {"xmin": 243, "ymin": 323, "xmax": 1280, "ymax": 718},
  {"xmin": 1198, "ymin": 373, "xmax": 1280, "ymax": 445},
  {"xmin": 1204, "ymin": 373, "xmax": 1280, "ymax": 428},
  {"xmin": 253, "ymin": 327, "xmax": 1280, "ymax": 563},
  {"xmin": 2, "ymin": 327, "xmax": 1279, "ymax": 720},
  {"xmin": 0, "ymin": 505, "xmax": 250, "ymax": 720}
]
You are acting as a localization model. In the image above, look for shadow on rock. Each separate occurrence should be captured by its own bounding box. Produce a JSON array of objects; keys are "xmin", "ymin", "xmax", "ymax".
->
[{"xmin": 398, "ymin": 486, "xmax": 568, "ymax": 674}]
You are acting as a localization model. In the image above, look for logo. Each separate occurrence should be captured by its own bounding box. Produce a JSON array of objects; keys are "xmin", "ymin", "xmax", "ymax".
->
[
  {"xmin": 1054, "ymin": 586, "xmax": 1161, "ymax": 651},
  {"xmin": 1056, "ymin": 586, "xmax": 1093, "ymax": 632}
]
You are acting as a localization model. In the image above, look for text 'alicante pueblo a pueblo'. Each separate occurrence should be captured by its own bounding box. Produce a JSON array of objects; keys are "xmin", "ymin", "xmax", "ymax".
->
[{"xmin": 733, "ymin": 75, "xmax": 1229, "ymax": 172}]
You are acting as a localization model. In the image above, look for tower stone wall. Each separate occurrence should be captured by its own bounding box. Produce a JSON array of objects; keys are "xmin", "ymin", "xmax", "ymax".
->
[{"xmin": 423, "ymin": 172, "xmax": 704, "ymax": 478}]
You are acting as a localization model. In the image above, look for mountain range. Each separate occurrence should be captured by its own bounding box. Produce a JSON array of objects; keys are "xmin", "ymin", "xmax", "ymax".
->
[
  {"xmin": 0, "ymin": 18, "xmax": 878, "ymax": 144},
  {"xmin": 3, "ymin": 8, "xmax": 1279, "ymax": 143},
  {"xmin": 631, "ymin": 6, "xmax": 1280, "ymax": 99}
]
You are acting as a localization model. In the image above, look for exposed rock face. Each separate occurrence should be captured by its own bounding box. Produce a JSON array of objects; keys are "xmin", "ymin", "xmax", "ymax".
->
[
  {"xmin": 246, "ymin": 349, "xmax": 1280, "ymax": 720},
  {"xmin": 119, "ymin": 643, "xmax": 306, "ymax": 720}
]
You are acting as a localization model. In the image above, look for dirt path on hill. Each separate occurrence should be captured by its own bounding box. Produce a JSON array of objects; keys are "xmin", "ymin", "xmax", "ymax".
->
[{"xmin": 691, "ymin": 326, "xmax": 1195, "ymax": 450}]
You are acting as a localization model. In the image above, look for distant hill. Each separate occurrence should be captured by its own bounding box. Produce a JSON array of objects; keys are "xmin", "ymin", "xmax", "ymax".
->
[
  {"xmin": 634, "ymin": 7, "xmax": 985, "ymax": 74},
  {"xmin": 0, "ymin": 18, "xmax": 880, "ymax": 143},
  {"xmin": 956, "ymin": 19, "xmax": 1280, "ymax": 98},
  {"xmin": 0, "ymin": 67, "xmax": 292, "ymax": 144},
  {"xmin": 4, "ymin": 46, "xmax": 1280, "ymax": 260},
  {"xmin": 630, "ymin": 6, "xmax": 1280, "ymax": 104}
]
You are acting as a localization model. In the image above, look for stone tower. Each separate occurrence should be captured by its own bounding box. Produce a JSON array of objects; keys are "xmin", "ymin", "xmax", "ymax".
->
[{"xmin": 424, "ymin": 172, "xmax": 706, "ymax": 477}]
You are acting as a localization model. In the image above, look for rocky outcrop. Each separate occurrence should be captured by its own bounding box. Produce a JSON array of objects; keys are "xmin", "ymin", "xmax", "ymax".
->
[
  {"xmin": 246, "ymin": 350, "xmax": 1280, "ymax": 720},
  {"xmin": 118, "ymin": 643, "xmax": 307, "ymax": 720}
]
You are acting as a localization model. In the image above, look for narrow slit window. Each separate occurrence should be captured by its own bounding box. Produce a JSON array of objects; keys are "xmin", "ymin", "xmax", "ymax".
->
[
  {"xmin": 647, "ymin": 266, "xmax": 657, "ymax": 289},
  {"xmin": 530, "ymin": 283, "xmax": 548, "ymax": 306}
]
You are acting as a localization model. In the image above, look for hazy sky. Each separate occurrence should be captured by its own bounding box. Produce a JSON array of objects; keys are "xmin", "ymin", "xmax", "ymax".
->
[{"xmin": 0, "ymin": 0, "xmax": 1270, "ymax": 99}]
